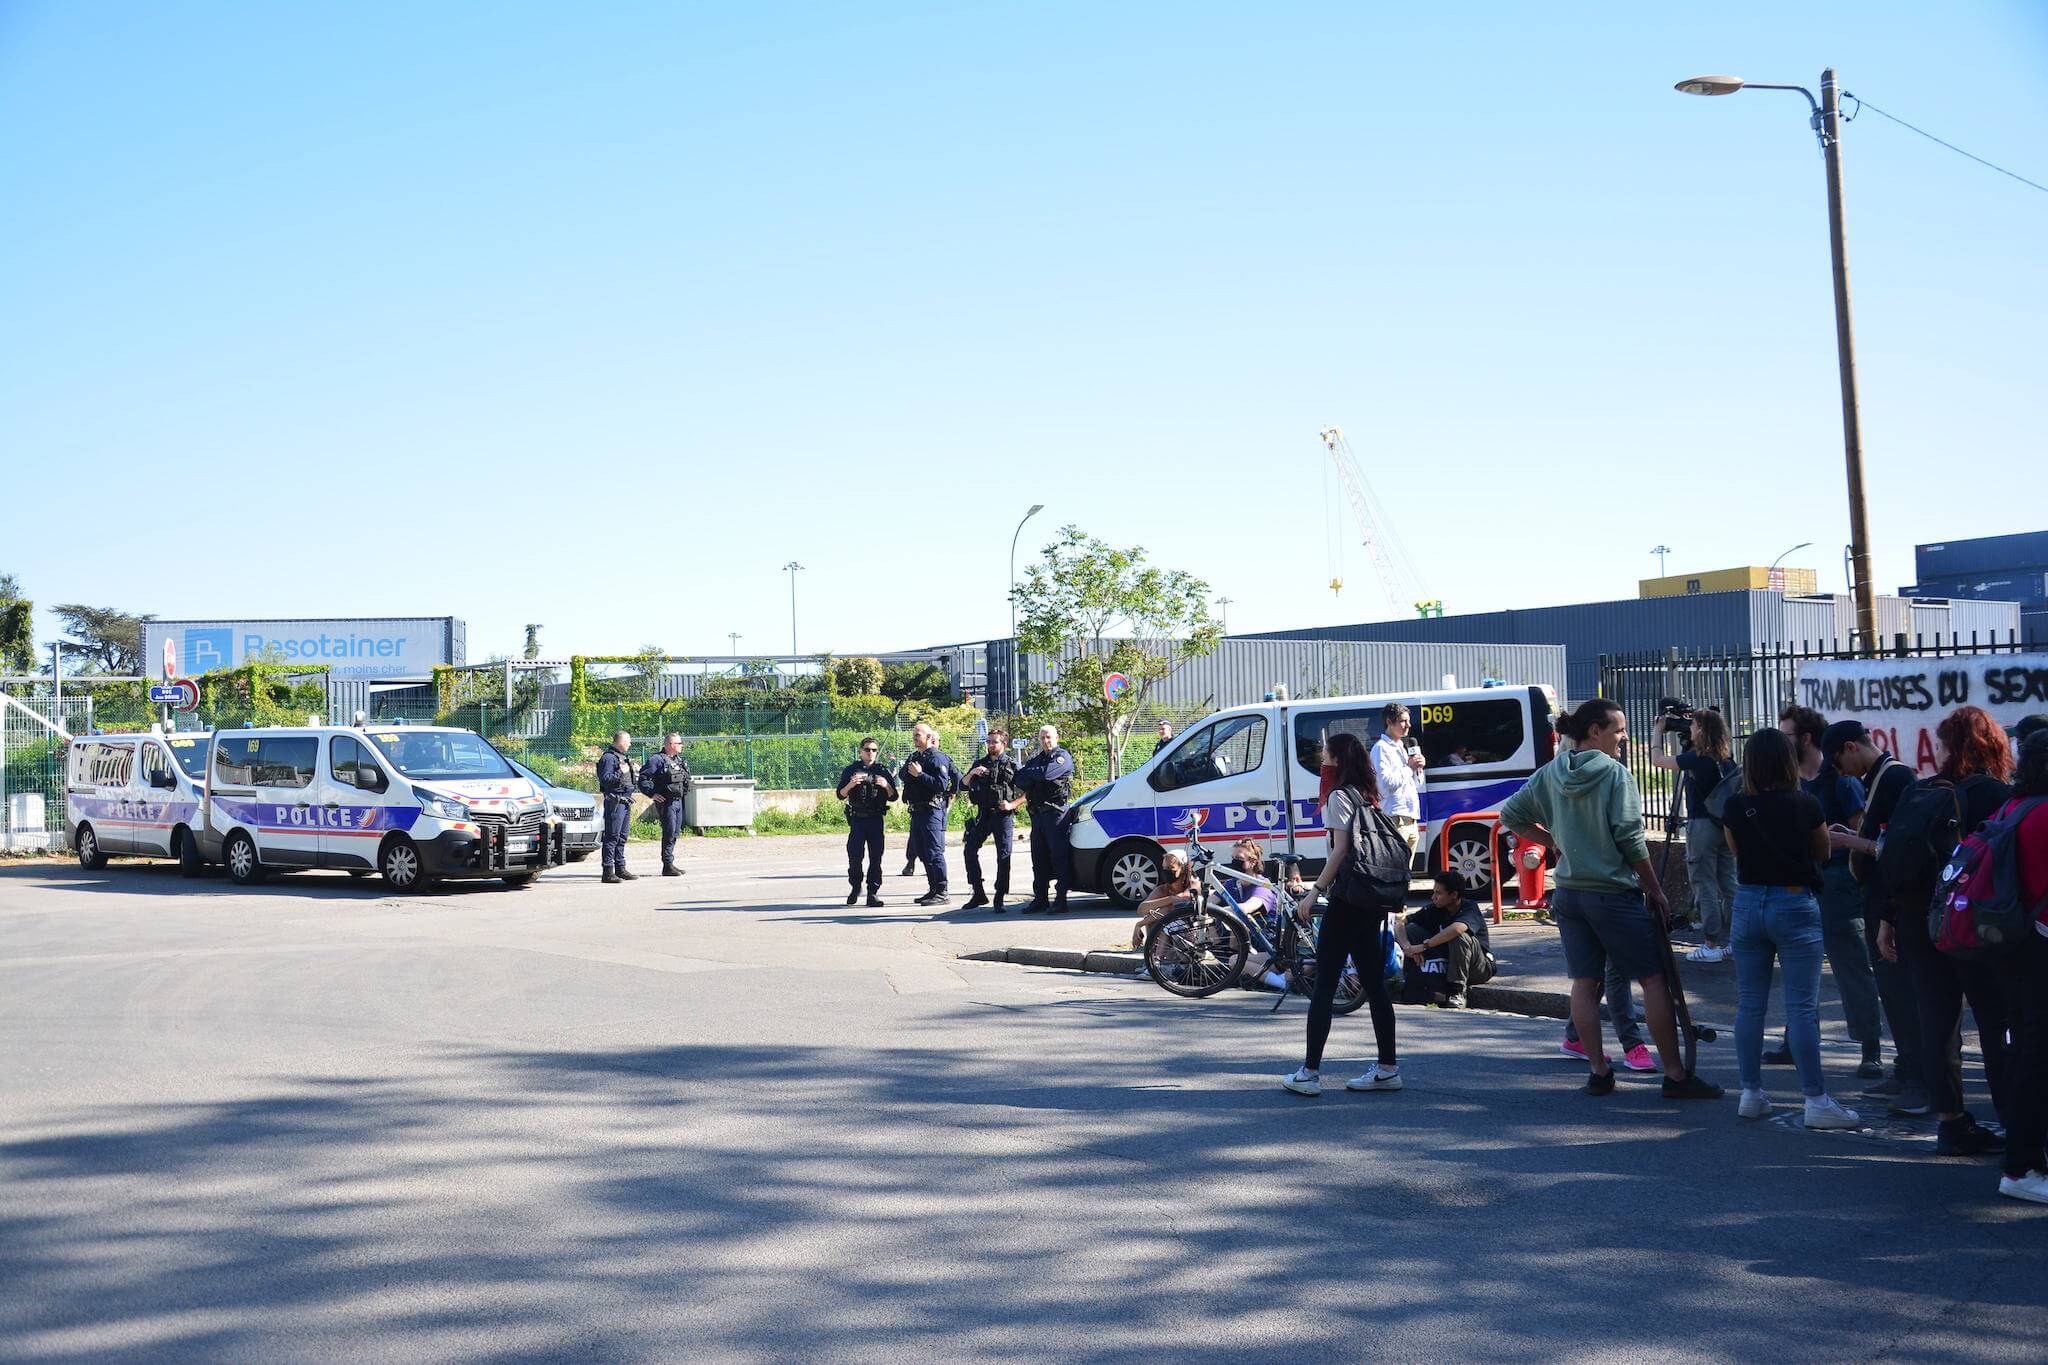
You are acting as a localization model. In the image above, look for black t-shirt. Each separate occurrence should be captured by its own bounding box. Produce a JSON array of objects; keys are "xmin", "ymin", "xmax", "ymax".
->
[
  {"xmin": 1721, "ymin": 788, "xmax": 1825, "ymax": 892},
  {"xmin": 1802, "ymin": 764, "xmax": 1865, "ymax": 866},
  {"xmin": 1405, "ymin": 898, "xmax": 1491, "ymax": 953},
  {"xmin": 1675, "ymin": 751, "xmax": 1734, "ymax": 822}
]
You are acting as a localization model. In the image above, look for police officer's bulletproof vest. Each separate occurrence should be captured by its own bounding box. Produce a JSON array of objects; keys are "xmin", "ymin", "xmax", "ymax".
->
[
  {"xmin": 1027, "ymin": 751, "xmax": 1071, "ymax": 808},
  {"xmin": 969, "ymin": 755, "xmax": 1017, "ymax": 810},
  {"xmin": 846, "ymin": 764, "xmax": 890, "ymax": 818}
]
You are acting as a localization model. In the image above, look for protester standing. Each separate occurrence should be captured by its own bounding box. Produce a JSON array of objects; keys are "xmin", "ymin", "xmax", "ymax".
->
[
  {"xmin": 596, "ymin": 730, "xmax": 638, "ymax": 884},
  {"xmin": 1016, "ymin": 724, "xmax": 1075, "ymax": 914},
  {"xmin": 1993, "ymin": 730, "xmax": 2048, "ymax": 1203},
  {"xmin": 1650, "ymin": 709, "xmax": 1737, "ymax": 963},
  {"xmin": 1774, "ymin": 706, "xmax": 1887, "ymax": 1078},
  {"xmin": 1720, "ymin": 727, "xmax": 1859, "ymax": 1128},
  {"xmin": 638, "ymin": 732, "xmax": 692, "ymax": 878},
  {"xmin": 1371, "ymin": 703, "xmax": 1425, "ymax": 860},
  {"xmin": 1872, "ymin": 706, "xmax": 2014, "ymax": 1157},
  {"xmin": 1824, "ymin": 720, "xmax": 1935, "ymax": 1116},
  {"xmin": 1283, "ymin": 731, "xmax": 1402, "ymax": 1097},
  {"xmin": 836, "ymin": 737, "xmax": 896, "ymax": 907},
  {"xmin": 1501, "ymin": 699, "xmax": 1722, "ymax": 1100}
]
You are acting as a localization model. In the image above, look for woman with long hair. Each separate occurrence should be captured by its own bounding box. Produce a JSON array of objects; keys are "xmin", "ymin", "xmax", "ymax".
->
[
  {"xmin": 1875, "ymin": 705, "xmax": 2015, "ymax": 1157},
  {"xmin": 1501, "ymin": 698, "xmax": 1722, "ymax": 1100},
  {"xmin": 1651, "ymin": 708, "xmax": 1737, "ymax": 963},
  {"xmin": 1130, "ymin": 850, "xmax": 1192, "ymax": 950},
  {"xmin": 1994, "ymin": 730, "xmax": 2048, "ymax": 1203},
  {"xmin": 1282, "ymin": 730, "xmax": 1400, "ymax": 1097},
  {"xmin": 1720, "ymin": 726, "xmax": 1858, "ymax": 1128}
]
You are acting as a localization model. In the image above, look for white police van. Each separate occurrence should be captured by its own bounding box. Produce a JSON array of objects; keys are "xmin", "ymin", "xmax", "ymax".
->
[
  {"xmin": 196, "ymin": 724, "xmax": 562, "ymax": 891},
  {"xmin": 66, "ymin": 728, "xmax": 216, "ymax": 875},
  {"xmin": 1067, "ymin": 685, "xmax": 1556, "ymax": 909}
]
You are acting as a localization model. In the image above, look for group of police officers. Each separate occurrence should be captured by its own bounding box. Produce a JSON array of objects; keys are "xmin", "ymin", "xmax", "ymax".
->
[
  {"xmin": 589, "ymin": 721, "xmax": 1077, "ymax": 912},
  {"xmin": 837, "ymin": 722, "xmax": 1075, "ymax": 913}
]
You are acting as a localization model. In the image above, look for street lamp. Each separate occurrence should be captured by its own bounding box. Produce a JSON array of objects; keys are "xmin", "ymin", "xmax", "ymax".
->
[
  {"xmin": 728, "ymin": 631, "xmax": 741, "ymax": 658},
  {"xmin": 1677, "ymin": 68, "xmax": 1878, "ymax": 651},
  {"xmin": 1651, "ymin": 544, "xmax": 1672, "ymax": 576},
  {"xmin": 1217, "ymin": 596, "xmax": 1234, "ymax": 634},
  {"xmin": 783, "ymin": 561, "xmax": 804, "ymax": 657},
  {"xmin": 1008, "ymin": 504, "xmax": 1045, "ymax": 711}
]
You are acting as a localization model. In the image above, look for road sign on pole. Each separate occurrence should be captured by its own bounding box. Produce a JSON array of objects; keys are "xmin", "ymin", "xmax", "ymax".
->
[
  {"xmin": 1102, "ymin": 672, "xmax": 1131, "ymax": 703},
  {"xmin": 163, "ymin": 636, "xmax": 178, "ymax": 682}
]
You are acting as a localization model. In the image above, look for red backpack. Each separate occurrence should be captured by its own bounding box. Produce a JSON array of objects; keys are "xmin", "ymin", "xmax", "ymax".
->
[{"xmin": 1928, "ymin": 797, "xmax": 2048, "ymax": 960}]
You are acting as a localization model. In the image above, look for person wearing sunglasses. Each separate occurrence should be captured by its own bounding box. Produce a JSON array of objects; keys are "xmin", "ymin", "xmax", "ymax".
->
[{"xmin": 837, "ymin": 738, "xmax": 898, "ymax": 907}]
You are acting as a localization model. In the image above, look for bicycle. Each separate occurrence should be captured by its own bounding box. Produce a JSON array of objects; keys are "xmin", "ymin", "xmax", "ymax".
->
[{"xmin": 1142, "ymin": 844, "xmax": 1367, "ymax": 1015}]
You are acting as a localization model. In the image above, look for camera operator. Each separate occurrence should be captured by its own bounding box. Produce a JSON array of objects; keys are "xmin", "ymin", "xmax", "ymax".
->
[
  {"xmin": 837, "ymin": 738, "xmax": 897, "ymax": 907},
  {"xmin": 1649, "ymin": 704, "xmax": 1736, "ymax": 963}
]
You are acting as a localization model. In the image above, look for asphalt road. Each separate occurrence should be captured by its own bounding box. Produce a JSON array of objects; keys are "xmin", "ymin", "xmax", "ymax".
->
[{"xmin": 4, "ymin": 835, "xmax": 2046, "ymax": 1363}]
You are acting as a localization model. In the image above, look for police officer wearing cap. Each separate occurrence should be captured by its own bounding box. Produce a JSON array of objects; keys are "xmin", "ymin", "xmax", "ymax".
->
[
  {"xmin": 837, "ymin": 737, "xmax": 896, "ymax": 906},
  {"xmin": 1016, "ymin": 723, "xmax": 1076, "ymax": 914},
  {"xmin": 900, "ymin": 721, "xmax": 959, "ymax": 907},
  {"xmin": 638, "ymin": 731, "xmax": 692, "ymax": 878},
  {"xmin": 962, "ymin": 727, "xmax": 1024, "ymax": 913},
  {"xmin": 596, "ymin": 730, "xmax": 638, "ymax": 883}
]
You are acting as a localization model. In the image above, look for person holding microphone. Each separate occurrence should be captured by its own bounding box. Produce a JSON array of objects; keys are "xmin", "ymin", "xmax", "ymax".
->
[{"xmin": 1371, "ymin": 704, "xmax": 1426, "ymax": 861}]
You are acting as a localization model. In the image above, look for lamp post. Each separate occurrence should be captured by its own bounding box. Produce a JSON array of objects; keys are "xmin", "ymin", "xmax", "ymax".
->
[
  {"xmin": 1768, "ymin": 540, "xmax": 1815, "ymax": 592},
  {"xmin": 728, "ymin": 631, "xmax": 741, "ymax": 659},
  {"xmin": 1007, "ymin": 504, "xmax": 1045, "ymax": 712},
  {"xmin": 1677, "ymin": 69, "xmax": 1878, "ymax": 651},
  {"xmin": 1650, "ymin": 544, "xmax": 1672, "ymax": 577},
  {"xmin": 1217, "ymin": 596, "xmax": 1234, "ymax": 634},
  {"xmin": 783, "ymin": 561, "xmax": 804, "ymax": 657}
]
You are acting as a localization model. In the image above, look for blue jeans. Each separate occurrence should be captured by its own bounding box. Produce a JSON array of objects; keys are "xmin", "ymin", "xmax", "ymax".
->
[{"xmin": 1732, "ymin": 885, "xmax": 1827, "ymax": 1096}]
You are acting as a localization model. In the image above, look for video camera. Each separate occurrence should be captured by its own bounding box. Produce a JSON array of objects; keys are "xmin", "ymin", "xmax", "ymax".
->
[{"xmin": 1657, "ymin": 698, "xmax": 1721, "ymax": 747}]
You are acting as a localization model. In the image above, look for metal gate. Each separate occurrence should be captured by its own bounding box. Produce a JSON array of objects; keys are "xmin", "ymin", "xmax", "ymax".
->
[{"xmin": 1, "ymin": 693, "xmax": 92, "ymax": 851}]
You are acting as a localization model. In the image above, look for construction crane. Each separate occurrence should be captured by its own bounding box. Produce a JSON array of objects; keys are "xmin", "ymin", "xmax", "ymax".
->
[{"xmin": 1318, "ymin": 426, "xmax": 1438, "ymax": 617}]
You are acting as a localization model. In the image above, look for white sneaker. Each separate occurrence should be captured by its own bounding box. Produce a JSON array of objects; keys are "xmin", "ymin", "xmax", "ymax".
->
[
  {"xmin": 1739, "ymin": 1088, "xmax": 1771, "ymax": 1120},
  {"xmin": 1686, "ymin": 944, "xmax": 1726, "ymax": 964},
  {"xmin": 1346, "ymin": 1064, "xmax": 1403, "ymax": 1092},
  {"xmin": 1282, "ymin": 1067, "xmax": 1321, "ymax": 1097},
  {"xmin": 1261, "ymin": 970, "xmax": 1291, "ymax": 992},
  {"xmin": 1803, "ymin": 1095, "xmax": 1860, "ymax": 1130},
  {"xmin": 1998, "ymin": 1170, "xmax": 2048, "ymax": 1205}
]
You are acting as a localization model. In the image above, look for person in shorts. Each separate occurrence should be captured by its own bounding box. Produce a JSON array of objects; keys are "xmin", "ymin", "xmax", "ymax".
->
[{"xmin": 1501, "ymin": 698, "xmax": 1723, "ymax": 1101}]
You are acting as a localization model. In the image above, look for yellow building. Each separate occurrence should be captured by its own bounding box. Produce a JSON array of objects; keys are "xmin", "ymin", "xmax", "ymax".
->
[{"xmin": 1639, "ymin": 566, "xmax": 1819, "ymax": 599}]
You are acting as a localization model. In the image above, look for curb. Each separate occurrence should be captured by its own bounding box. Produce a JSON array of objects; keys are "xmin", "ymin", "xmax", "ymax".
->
[{"xmin": 965, "ymin": 946, "xmax": 1579, "ymax": 1021}]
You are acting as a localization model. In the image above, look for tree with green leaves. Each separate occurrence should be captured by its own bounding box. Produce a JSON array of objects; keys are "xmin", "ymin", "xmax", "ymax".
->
[
  {"xmin": 632, "ymin": 645, "xmax": 666, "ymax": 700},
  {"xmin": 0, "ymin": 575, "xmax": 33, "ymax": 674},
  {"xmin": 1012, "ymin": 525, "xmax": 1221, "ymax": 779},
  {"xmin": 51, "ymin": 603, "xmax": 152, "ymax": 674},
  {"xmin": 832, "ymin": 655, "xmax": 885, "ymax": 697}
]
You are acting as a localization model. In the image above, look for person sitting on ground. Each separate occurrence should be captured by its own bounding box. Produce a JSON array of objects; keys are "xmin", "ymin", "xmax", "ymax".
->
[
  {"xmin": 1398, "ymin": 871, "xmax": 1496, "ymax": 1008},
  {"xmin": 1221, "ymin": 838, "xmax": 1293, "ymax": 992},
  {"xmin": 1131, "ymin": 850, "xmax": 1193, "ymax": 950},
  {"xmin": 1720, "ymin": 726, "xmax": 1859, "ymax": 1130}
]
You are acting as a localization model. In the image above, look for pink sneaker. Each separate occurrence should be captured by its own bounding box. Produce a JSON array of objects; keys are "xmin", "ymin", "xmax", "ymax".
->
[
  {"xmin": 1559, "ymin": 1039, "xmax": 1588, "ymax": 1060},
  {"xmin": 1621, "ymin": 1044, "xmax": 1657, "ymax": 1072}
]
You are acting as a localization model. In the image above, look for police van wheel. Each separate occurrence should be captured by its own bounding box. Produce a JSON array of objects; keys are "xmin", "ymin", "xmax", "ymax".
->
[
  {"xmin": 223, "ymin": 832, "xmax": 265, "ymax": 885},
  {"xmin": 175, "ymin": 829, "xmax": 207, "ymax": 878},
  {"xmin": 1439, "ymin": 834, "xmax": 1496, "ymax": 901},
  {"xmin": 380, "ymin": 838, "xmax": 427, "ymax": 893},
  {"xmin": 75, "ymin": 824, "xmax": 108, "ymax": 870},
  {"xmin": 1103, "ymin": 841, "xmax": 1163, "ymax": 912}
]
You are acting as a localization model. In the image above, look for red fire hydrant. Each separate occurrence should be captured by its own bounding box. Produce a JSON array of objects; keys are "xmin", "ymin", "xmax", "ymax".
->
[{"xmin": 1515, "ymin": 839, "xmax": 1547, "ymax": 909}]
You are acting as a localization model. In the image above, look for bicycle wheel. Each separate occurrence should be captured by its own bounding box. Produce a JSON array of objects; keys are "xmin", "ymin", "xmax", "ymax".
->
[
  {"xmin": 1291, "ymin": 915, "xmax": 1368, "ymax": 1015},
  {"xmin": 1145, "ymin": 907, "xmax": 1249, "ymax": 999}
]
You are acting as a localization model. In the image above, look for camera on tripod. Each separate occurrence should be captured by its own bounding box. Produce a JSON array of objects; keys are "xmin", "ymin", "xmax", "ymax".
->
[{"xmin": 1656, "ymin": 698, "xmax": 1719, "ymax": 747}]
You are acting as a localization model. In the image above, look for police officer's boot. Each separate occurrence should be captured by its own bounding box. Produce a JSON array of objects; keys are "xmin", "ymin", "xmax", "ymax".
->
[
  {"xmin": 962, "ymin": 884, "xmax": 990, "ymax": 910},
  {"xmin": 662, "ymin": 864, "xmax": 683, "ymax": 877},
  {"xmin": 846, "ymin": 881, "xmax": 861, "ymax": 906},
  {"xmin": 616, "ymin": 864, "xmax": 638, "ymax": 881},
  {"xmin": 992, "ymin": 893, "xmax": 1007, "ymax": 914},
  {"xmin": 602, "ymin": 866, "xmax": 619, "ymax": 884},
  {"xmin": 1050, "ymin": 888, "xmax": 1069, "ymax": 914},
  {"xmin": 866, "ymin": 890, "xmax": 885, "ymax": 908}
]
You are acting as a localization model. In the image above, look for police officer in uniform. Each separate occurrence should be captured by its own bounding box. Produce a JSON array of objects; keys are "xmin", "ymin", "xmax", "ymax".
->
[
  {"xmin": 962, "ymin": 727, "xmax": 1023, "ymax": 913},
  {"xmin": 1016, "ymin": 723, "xmax": 1076, "ymax": 914},
  {"xmin": 638, "ymin": 731, "xmax": 692, "ymax": 877},
  {"xmin": 836, "ymin": 736, "xmax": 896, "ymax": 906},
  {"xmin": 596, "ymin": 729, "xmax": 638, "ymax": 883},
  {"xmin": 900, "ymin": 721, "xmax": 958, "ymax": 907}
]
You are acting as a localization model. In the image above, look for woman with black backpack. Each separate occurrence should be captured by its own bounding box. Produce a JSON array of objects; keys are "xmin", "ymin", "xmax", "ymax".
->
[
  {"xmin": 1720, "ymin": 727, "xmax": 1859, "ymax": 1129},
  {"xmin": 1282, "ymin": 731, "xmax": 1401, "ymax": 1098},
  {"xmin": 1872, "ymin": 705, "xmax": 2014, "ymax": 1157}
]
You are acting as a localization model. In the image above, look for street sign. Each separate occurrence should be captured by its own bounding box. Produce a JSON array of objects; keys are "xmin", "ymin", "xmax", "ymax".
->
[
  {"xmin": 150, "ymin": 678, "xmax": 200, "ymax": 711},
  {"xmin": 162, "ymin": 636, "xmax": 178, "ymax": 681},
  {"xmin": 1102, "ymin": 672, "xmax": 1131, "ymax": 703}
]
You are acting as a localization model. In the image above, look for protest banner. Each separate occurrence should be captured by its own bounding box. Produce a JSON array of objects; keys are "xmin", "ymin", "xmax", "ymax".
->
[{"xmin": 1794, "ymin": 653, "xmax": 2048, "ymax": 775}]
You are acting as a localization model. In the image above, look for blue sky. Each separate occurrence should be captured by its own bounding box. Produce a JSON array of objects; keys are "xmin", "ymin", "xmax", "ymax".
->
[{"xmin": 3, "ymin": 2, "xmax": 2043, "ymax": 665}]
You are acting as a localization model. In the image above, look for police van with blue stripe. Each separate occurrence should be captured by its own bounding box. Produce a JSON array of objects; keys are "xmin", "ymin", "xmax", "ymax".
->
[
  {"xmin": 1066, "ymin": 685, "xmax": 1556, "ymax": 909},
  {"xmin": 195, "ymin": 724, "xmax": 564, "ymax": 891},
  {"xmin": 67, "ymin": 728, "xmax": 216, "ymax": 874}
]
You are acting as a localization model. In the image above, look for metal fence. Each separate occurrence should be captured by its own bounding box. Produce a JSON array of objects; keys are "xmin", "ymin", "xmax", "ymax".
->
[{"xmin": 1598, "ymin": 629, "xmax": 2037, "ymax": 814}]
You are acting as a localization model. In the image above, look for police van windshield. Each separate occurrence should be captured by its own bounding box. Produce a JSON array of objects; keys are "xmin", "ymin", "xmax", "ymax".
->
[
  {"xmin": 166, "ymin": 736, "xmax": 211, "ymax": 780},
  {"xmin": 364, "ymin": 731, "xmax": 515, "ymax": 781}
]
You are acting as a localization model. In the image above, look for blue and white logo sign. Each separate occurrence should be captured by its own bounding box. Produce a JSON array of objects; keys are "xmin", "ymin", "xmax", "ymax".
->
[{"xmin": 144, "ymin": 619, "xmax": 457, "ymax": 681}]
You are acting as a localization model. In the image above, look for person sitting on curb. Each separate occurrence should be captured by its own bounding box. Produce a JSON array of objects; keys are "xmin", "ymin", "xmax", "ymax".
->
[
  {"xmin": 1130, "ymin": 850, "xmax": 1193, "ymax": 950},
  {"xmin": 1398, "ymin": 871, "xmax": 1497, "ymax": 1008},
  {"xmin": 1222, "ymin": 838, "xmax": 1294, "ymax": 992}
]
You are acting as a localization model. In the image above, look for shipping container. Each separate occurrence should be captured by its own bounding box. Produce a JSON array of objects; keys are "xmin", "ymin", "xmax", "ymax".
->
[
  {"xmin": 1915, "ymin": 531, "xmax": 2048, "ymax": 581},
  {"xmin": 1640, "ymin": 566, "xmax": 1817, "ymax": 598},
  {"xmin": 1901, "ymin": 573, "xmax": 2048, "ymax": 608}
]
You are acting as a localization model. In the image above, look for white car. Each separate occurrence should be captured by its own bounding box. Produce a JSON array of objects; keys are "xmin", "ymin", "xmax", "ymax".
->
[{"xmin": 506, "ymin": 756, "xmax": 601, "ymax": 862}]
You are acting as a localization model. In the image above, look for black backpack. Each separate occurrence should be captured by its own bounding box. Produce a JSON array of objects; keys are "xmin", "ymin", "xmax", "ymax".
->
[
  {"xmin": 1331, "ymin": 785, "xmax": 1414, "ymax": 909},
  {"xmin": 1701, "ymin": 765, "xmax": 1742, "ymax": 825},
  {"xmin": 1877, "ymin": 775, "xmax": 2001, "ymax": 907}
]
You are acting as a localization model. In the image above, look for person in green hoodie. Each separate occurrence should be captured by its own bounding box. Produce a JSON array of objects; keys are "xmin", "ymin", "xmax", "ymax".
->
[{"xmin": 1501, "ymin": 698, "xmax": 1724, "ymax": 1101}]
